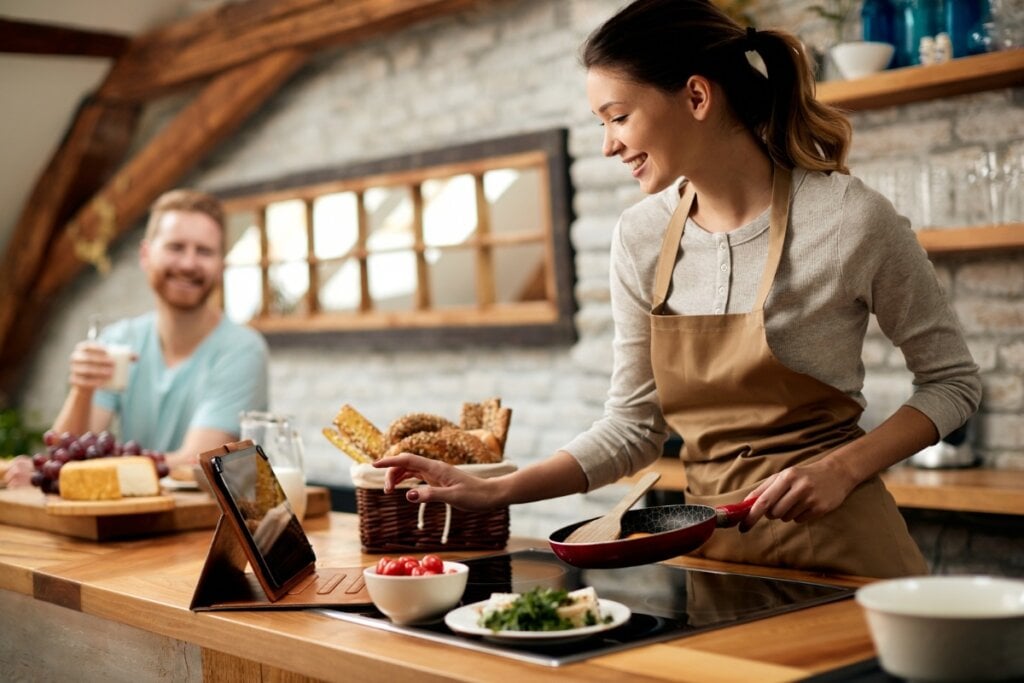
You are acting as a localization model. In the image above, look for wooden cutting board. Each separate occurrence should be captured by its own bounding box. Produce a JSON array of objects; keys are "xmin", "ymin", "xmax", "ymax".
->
[
  {"xmin": 46, "ymin": 495, "xmax": 176, "ymax": 516},
  {"xmin": 0, "ymin": 485, "xmax": 330, "ymax": 541}
]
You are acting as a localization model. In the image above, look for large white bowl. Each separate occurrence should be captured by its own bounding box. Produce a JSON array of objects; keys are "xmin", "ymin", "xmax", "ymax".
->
[
  {"xmin": 363, "ymin": 561, "xmax": 468, "ymax": 625},
  {"xmin": 831, "ymin": 41, "xmax": 894, "ymax": 80},
  {"xmin": 856, "ymin": 576, "xmax": 1024, "ymax": 682}
]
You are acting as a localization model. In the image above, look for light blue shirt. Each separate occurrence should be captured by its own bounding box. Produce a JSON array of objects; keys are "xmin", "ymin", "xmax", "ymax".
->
[{"xmin": 94, "ymin": 312, "xmax": 269, "ymax": 453}]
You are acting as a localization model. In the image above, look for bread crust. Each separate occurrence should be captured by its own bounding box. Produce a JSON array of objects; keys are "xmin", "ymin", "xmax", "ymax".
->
[
  {"xmin": 384, "ymin": 413, "xmax": 456, "ymax": 445},
  {"xmin": 383, "ymin": 428, "xmax": 500, "ymax": 465}
]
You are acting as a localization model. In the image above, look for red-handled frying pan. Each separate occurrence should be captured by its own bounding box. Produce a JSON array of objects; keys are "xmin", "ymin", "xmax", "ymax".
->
[{"xmin": 548, "ymin": 498, "xmax": 755, "ymax": 569}]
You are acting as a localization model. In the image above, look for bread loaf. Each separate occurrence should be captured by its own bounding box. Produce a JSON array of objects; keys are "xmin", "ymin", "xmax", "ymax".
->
[{"xmin": 59, "ymin": 456, "xmax": 160, "ymax": 501}]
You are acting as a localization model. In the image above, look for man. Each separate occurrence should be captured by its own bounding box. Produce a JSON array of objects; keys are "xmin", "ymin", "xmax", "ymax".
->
[{"xmin": 6, "ymin": 189, "xmax": 268, "ymax": 485}]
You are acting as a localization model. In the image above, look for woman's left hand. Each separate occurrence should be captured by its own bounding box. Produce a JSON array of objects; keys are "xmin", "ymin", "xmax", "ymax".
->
[{"xmin": 739, "ymin": 458, "xmax": 857, "ymax": 531}]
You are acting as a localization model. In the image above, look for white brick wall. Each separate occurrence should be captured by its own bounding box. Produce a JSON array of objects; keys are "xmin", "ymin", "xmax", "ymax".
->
[{"xmin": 20, "ymin": 0, "xmax": 1024, "ymax": 539}]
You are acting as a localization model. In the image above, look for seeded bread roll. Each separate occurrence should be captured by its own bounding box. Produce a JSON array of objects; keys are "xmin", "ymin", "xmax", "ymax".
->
[
  {"xmin": 384, "ymin": 413, "xmax": 456, "ymax": 445},
  {"xmin": 383, "ymin": 428, "xmax": 500, "ymax": 465}
]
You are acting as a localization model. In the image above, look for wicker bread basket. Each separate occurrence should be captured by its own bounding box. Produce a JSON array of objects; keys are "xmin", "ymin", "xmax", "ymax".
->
[{"xmin": 351, "ymin": 462, "xmax": 516, "ymax": 553}]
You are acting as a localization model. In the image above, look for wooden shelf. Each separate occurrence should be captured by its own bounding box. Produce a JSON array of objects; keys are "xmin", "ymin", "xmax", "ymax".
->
[
  {"xmin": 624, "ymin": 457, "xmax": 1024, "ymax": 516},
  {"xmin": 917, "ymin": 223, "xmax": 1024, "ymax": 254},
  {"xmin": 818, "ymin": 49, "xmax": 1024, "ymax": 110}
]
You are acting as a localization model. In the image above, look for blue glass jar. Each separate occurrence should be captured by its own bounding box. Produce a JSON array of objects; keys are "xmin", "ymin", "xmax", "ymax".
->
[
  {"xmin": 862, "ymin": 0, "xmax": 897, "ymax": 45},
  {"xmin": 946, "ymin": 0, "xmax": 985, "ymax": 56},
  {"xmin": 893, "ymin": 0, "xmax": 940, "ymax": 65}
]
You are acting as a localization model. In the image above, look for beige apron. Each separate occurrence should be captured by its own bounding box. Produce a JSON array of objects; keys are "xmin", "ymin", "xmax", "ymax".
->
[{"xmin": 649, "ymin": 167, "xmax": 927, "ymax": 578}]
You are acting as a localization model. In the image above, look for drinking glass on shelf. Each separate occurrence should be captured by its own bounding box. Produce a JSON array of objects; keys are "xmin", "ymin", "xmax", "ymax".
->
[
  {"xmin": 1000, "ymin": 145, "xmax": 1024, "ymax": 223},
  {"xmin": 239, "ymin": 411, "xmax": 307, "ymax": 521},
  {"xmin": 926, "ymin": 156, "xmax": 958, "ymax": 229},
  {"xmin": 956, "ymin": 148, "xmax": 999, "ymax": 227}
]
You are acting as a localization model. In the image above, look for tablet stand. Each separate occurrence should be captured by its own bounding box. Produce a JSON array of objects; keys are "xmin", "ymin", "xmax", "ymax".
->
[{"xmin": 190, "ymin": 442, "xmax": 371, "ymax": 612}]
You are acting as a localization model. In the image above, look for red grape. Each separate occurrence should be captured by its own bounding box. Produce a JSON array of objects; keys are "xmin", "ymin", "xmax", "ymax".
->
[{"xmin": 43, "ymin": 430, "xmax": 60, "ymax": 447}]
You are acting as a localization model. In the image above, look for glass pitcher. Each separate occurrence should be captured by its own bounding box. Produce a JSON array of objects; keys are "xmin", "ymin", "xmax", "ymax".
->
[{"xmin": 239, "ymin": 411, "xmax": 307, "ymax": 520}]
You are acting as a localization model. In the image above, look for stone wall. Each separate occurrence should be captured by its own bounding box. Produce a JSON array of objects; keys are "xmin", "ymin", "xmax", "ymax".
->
[{"xmin": 20, "ymin": 1, "xmax": 1024, "ymax": 552}]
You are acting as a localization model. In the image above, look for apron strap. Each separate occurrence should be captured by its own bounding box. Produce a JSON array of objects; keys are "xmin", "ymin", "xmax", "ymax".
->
[
  {"xmin": 754, "ymin": 165, "xmax": 792, "ymax": 311},
  {"xmin": 652, "ymin": 166, "xmax": 791, "ymax": 314},
  {"xmin": 652, "ymin": 181, "xmax": 696, "ymax": 313}
]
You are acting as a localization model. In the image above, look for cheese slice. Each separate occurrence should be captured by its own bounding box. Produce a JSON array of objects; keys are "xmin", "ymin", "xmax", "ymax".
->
[
  {"xmin": 556, "ymin": 587, "xmax": 600, "ymax": 627},
  {"xmin": 59, "ymin": 456, "xmax": 160, "ymax": 501}
]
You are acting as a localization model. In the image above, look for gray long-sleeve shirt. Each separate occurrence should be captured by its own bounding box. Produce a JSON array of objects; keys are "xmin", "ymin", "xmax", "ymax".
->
[{"xmin": 564, "ymin": 168, "xmax": 982, "ymax": 491}]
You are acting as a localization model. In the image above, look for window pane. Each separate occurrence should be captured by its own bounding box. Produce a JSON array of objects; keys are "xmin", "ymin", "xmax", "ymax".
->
[
  {"xmin": 427, "ymin": 247, "xmax": 475, "ymax": 308},
  {"xmin": 268, "ymin": 262, "xmax": 309, "ymax": 315},
  {"xmin": 487, "ymin": 167, "xmax": 543, "ymax": 233},
  {"xmin": 313, "ymin": 192, "xmax": 359, "ymax": 260},
  {"xmin": 224, "ymin": 265, "xmax": 262, "ymax": 323},
  {"xmin": 266, "ymin": 199, "xmax": 308, "ymax": 263},
  {"xmin": 225, "ymin": 211, "xmax": 260, "ymax": 267},
  {"xmin": 365, "ymin": 186, "xmax": 414, "ymax": 251},
  {"xmin": 318, "ymin": 259, "xmax": 361, "ymax": 313},
  {"xmin": 367, "ymin": 251, "xmax": 416, "ymax": 311},
  {"xmin": 493, "ymin": 243, "xmax": 547, "ymax": 303},
  {"xmin": 422, "ymin": 174, "xmax": 476, "ymax": 247}
]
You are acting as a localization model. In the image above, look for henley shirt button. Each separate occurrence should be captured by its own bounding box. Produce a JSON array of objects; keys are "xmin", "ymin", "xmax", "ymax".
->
[
  {"xmin": 718, "ymin": 286, "xmax": 726, "ymax": 294},
  {"xmin": 714, "ymin": 308, "xmax": 723, "ymax": 314},
  {"xmin": 720, "ymin": 263, "xmax": 728, "ymax": 272}
]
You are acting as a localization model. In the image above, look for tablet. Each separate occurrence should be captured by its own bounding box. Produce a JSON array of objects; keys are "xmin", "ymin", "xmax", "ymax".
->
[{"xmin": 207, "ymin": 443, "xmax": 316, "ymax": 595}]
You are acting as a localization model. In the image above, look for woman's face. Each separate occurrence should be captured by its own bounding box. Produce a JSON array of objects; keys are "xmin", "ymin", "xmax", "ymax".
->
[{"xmin": 587, "ymin": 67, "xmax": 697, "ymax": 195}]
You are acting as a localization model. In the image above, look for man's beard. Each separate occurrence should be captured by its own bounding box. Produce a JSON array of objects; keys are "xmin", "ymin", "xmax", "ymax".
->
[{"xmin": 151, "ymin": 270, "xmax": 216, "ymax": 312}]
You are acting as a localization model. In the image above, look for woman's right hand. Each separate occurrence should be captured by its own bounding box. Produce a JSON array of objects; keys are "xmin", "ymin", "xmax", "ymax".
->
[
  {"xmin": 68, "ymin": 342, "xmax": 114, "ymax": 391},
  {"xmin": 373, "ymin": 453, "xmax": 502, "ymax": 511}
]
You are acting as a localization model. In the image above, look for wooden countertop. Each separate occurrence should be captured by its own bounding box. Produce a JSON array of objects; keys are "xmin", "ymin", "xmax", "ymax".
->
[
  {"xmin": 0, "ymin": 511, "xmax": 877, "ymax": 682},
  {"xmin": 626, "ymin": 458, "xmax": 1024, "ymax": 516}
]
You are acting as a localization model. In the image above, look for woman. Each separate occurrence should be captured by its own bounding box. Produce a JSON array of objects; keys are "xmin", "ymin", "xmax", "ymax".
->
[{"xmin": 375, "ymin": 0, "xmax": 980, "ymax": 577}]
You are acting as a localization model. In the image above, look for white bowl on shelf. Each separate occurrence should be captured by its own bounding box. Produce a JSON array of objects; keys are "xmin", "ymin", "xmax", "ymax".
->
[
  {"xmin": 856, "ymin": 575, "xmax": 1024, "ymax": 682},
  {"xmin": 830, "ymin": 41, "xmax": 895, "ymax": 80}
]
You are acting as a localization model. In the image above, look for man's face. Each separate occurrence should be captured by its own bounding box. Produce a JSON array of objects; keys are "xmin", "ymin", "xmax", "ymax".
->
[{"xmin": 140, "ymin": 210, "xmax": 224, "ymax": 312}]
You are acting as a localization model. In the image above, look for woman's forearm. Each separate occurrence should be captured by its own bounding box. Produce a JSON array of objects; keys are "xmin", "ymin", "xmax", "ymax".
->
[
  {"xmin": 492, "ymin": 450, "xmax": 589, "ymax": 506},
  {"xmin": 825, "ymin": 405, "xmax": 940, "ymax": 486}
]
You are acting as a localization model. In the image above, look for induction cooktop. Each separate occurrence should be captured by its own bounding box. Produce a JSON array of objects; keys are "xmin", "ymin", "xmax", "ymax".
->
[{"xmin": 321, "ymin": 548, "xmax": 854, "ymax": 667}]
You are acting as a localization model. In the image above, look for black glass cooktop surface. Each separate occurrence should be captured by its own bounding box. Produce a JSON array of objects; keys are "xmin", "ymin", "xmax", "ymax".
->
[{"xmin": 321, "ymin": 549, "xmax": 854, "ymax": 667}]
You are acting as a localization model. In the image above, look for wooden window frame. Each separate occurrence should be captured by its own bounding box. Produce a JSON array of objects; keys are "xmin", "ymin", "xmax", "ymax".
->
[{"xmin": 216, "ymin": 128, "xmax": 576, "ymax": 348}]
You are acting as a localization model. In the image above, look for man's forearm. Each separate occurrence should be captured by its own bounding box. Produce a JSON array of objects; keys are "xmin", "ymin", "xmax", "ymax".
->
[{"xmin": 51, "ymin": 387, "xmax": 96, "ymax": 436}]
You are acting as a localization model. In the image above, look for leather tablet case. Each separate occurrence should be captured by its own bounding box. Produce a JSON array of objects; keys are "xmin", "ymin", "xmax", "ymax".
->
[{"xmin": 190, "ymin": 441, "xmax": 371, "ymax": 612}]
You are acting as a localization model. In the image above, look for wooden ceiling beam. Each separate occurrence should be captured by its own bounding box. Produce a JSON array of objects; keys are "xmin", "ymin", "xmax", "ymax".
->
[
  {"xmin": 34, "ymin": 49, "xmax": 309, "ymax": 300},
  {"xmin": 0, "ymin": 48, "xmax": 307, "ymax": 399},
  {"xmin": 0, "ymin": 98, "xmax": 140, "ymax": 358},
  {"xmin": 0, "ymin": 18, "xmax": 131, "ymax": 58},
  {"xmin": 98, "ymin": 0, "xmax": 480, "ymax": 101}
]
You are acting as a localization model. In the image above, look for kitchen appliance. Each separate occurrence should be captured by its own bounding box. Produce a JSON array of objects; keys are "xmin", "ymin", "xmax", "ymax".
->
[
  {"xmin": 321, "ymin": 548, "xmax": 853, "ymax": 667},
  {"xmin": 909, "ymin": 420, "xmax": 978, "ymax": 469}
]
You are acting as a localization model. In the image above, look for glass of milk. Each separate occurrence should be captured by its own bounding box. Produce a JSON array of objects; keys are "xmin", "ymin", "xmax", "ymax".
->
[
  {"xmin": 240, "ymin": 412, "xmax": 307, "ymax": 521},
  {"xmin": 86, "ymin": 315, "xmax": 134, "ymax": 392}
]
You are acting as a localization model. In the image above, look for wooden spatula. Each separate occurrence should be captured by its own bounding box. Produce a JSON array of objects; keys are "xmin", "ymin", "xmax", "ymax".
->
[{"xmin": 564, "ymin": 471, "xmax": 662, "ymax": 544}]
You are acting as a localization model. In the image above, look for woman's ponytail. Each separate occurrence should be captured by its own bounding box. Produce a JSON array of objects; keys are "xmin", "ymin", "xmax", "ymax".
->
[{"xmin": 582, "ymin": 0, "xmax": 853, "ymax": 174}]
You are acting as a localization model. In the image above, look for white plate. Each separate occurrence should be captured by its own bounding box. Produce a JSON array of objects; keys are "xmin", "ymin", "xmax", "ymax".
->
[
  {"xmin": 444, "ymin": 598, "xmax": 631, "ymax": 645},
  {"xmin": 160, "ymin": 477, "xmax": 199, "ymax": 491}
]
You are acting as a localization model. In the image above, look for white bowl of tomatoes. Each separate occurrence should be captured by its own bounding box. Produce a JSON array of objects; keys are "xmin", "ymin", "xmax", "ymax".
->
[{"xmin": 363, "ymin": 554, "xmax": 469, "ymax": 625}]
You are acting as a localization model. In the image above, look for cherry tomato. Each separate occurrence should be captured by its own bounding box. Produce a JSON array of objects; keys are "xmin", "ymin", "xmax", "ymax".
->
[
  {"xmin": 397, "ymin": 555, "xmax": 416, "ymax": 565},
  {"xmin": 376, "ymin": 556, "xmax": 392, "ymax": 574},
  {"xmin": 409, "ymin": 566, "xmax": 427, "ymax": 576},
  {"xmin": 422, "ymin": 554, "xmax": 444, "ymax": 574},
  {"xmin": 403, "ymin": 559, "xmax": 421, "ymax": 575},
  {"xmin": 382, "ymin": 560, "xmax": 405, "ymax": 576}
]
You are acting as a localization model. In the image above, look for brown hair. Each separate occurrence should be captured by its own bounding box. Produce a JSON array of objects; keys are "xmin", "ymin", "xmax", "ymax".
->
[
  {"xmin": 145, "ymin": 188, "xmax": 226, "ymax": 249},
  {"xmin": 581, "ymin": 0, "xmax": 851, "ymax": 174}
]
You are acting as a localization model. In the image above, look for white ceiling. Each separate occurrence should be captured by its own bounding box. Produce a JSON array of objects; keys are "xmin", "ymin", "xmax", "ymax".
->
[{"xmin": 0, "ymin": 0, "xmax": 219, "ymax": 255}]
